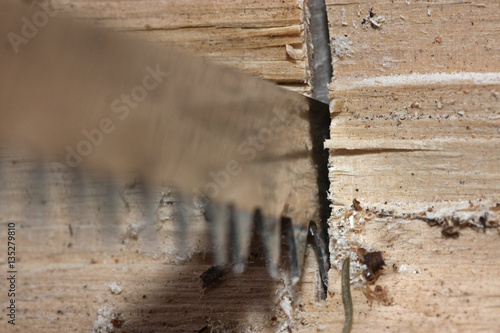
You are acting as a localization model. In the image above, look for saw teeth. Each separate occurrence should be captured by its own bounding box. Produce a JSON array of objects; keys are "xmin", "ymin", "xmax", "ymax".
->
[
  {"xmin": 309, "ymin": 221, "xmax": 329, "ymax": 299},
  {"xmin": 102, "ymin": 178, "xmax": 119, "ymax": 217},
  {"xmin": 201, "ymin": 205, "xmax": 329, "ymax": 296},
  {"xmin": 205, "ymin": 201, "xmax": 231, "ymax": 266},
  {"xmin": 138, "ymin": 180, "xmax": 154, "ymax": 222},
  {"xmin": 12, "ymin": 159, "xmax": 329, "ymax": 292},
  {"xmin": 255, "ymin": 209, "xmax": 280, "ymax": 279},
  {"xmin": 231, "ymin": 208, "xmax": 253, "ymax": 274},
  {"xmin": 281, "ymin": 217, "xmax": 308, "ymax": 285},
  {"xmin": 68, "ymin": 169, "xmax": 88, "ymax": 225},
  {"xmin": 174, "ymin": 194, "xmax": 190, "ymax": 260},
  {"xmin": 292, "ymin": 224, "xmax": 308, "ymax": 284},
  {"xmin": 97, "ymin": 178, "xmax": 122, "ymax": 249},
  {"xmin": 136, "ymin": 181, "xmax": 160, "ymax": 253},
  {"xmin": 27, "ymin": 160, "xmax": 48, "ymax": 221}
]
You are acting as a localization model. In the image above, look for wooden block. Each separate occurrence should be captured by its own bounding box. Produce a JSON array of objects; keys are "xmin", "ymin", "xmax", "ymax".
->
[
  {"xmin": 302, "ymin": 214, "xmax": 500, "ymax": 332},
  {"xmin": 325, "ymin": 0, "xmax": 500, "ymax": 332},
  {"xmin": 2, "ymin": 0, "xmax": 499, "ymax": 332},
  {"xmin": 54, "ymin": 0, "xmax": 310, "ymax": 90},
  {"xmin": 326, "ymin": 0, "xmax": 500, "ymax": 76},
  {"xmin": 327, "ymin": 73, "xmax": 500, "ymax": 206},
  {"xmin": 0, "ymin": 2, "xmax": 317, "ymax": 332},
  {"xmin": 0, "ymin": 154, "xmax": 285, "ymax": 332}
]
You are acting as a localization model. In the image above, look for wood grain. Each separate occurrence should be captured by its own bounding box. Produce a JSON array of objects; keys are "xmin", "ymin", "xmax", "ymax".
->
[
  {"xmin": 326, "ymin": 0, "xmax": 500, "ymax": 77},
  {"xmin": 54, "ymin": 0, "xmax": 311, "ymax": 93},
  {"xmin": 0, "ymin": 1, "xmax": 316, "ymax": 332},
  {"xmin": 325, "ymin": 0, "xmax": 500, "ymax": 332},
  {"xmin": 1, "ymin": 0, "xmax": 500, "ymax": 332},
  {"xmin": 327, "ymin": 74, "xmax": 500, "ymax": 206},
  {"xmin": 303, "ymin": 214, "xmax": 500, "ymax": 333},
  {"xmin": 0, "ymin": 154, "xmax": 285, "ymax": 332}
]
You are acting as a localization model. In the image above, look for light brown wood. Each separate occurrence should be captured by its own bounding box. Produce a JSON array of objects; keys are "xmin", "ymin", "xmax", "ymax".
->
[
  {"xmin": 303, "ymin": 209, "xmax": 500, "ymax": 333},
  {"xmin": 0, "ymin": 153, "xmax": 289, "ymax": 332},
  {"xmin": 0, "ymin": 1, "xmax": 316, "ymax": 332},
  {"xmin": 325, "ymin": 0, "xmax": 500, "ymax": 332},
  {"xmin": 55, "ymin": 0, "xmax": 311, "ymax": 93},
  {"xmin": 326, "ymin": 0, "xmax": 500, "ymax": 77},
  {"xmin": 1, "ymin": 0, "xmax": 500, "ymax": 332},
  {"xmin": 327, "ymin": 73, "xmax": 500, "ymax": 206}
]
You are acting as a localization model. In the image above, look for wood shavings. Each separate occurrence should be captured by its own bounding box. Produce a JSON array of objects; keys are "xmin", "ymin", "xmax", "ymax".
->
[
  {"xmin": 364, "ymin": 201, "xmax": 499, "ymax": 238},
  {"xmin": 286, "ymin": 44, "xmax": 306, "ymax": 60},
  {"xmin": 397, "ymin": 263, "xmax": 420, "ymax": 274},
  {"xmin": 330, "ymin": 199, "xmax": 498, "ymax": 295},
  {"xmin": 361, "ymin": 8, "xmax": 386, "ymax": 29},
  {"xmin": 329, "ymin": 201, "xmax": 378, "ymax": 286},
  {"xmin": 274, "ymin": 275, "xmax": 305, "ymax": 333},
  {"xmin": 353, "ymin": 199, "xmax": 363, "ymax": 211},
  {"xmin": 279, "ymin": 295, "xmax": 293, "ymax": 320},
  {"xmin": 341, "ymin": 8, "xmax": 348, "ymax": 26},
  {"xmin": 368, "ymin": 16, "xmax": 386, "ymax": 28},
  {"xmin": 411, "ymin": 201, "xmax": 499, "ymax": 235}
]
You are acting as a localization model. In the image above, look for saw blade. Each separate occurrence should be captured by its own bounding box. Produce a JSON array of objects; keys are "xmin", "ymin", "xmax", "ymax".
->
[{"xmin": 0, "ymin": 1, "xmax": 330, "ymax": 283}]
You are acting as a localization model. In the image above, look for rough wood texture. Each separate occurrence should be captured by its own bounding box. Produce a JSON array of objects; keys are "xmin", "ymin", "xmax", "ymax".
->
[
  {"xmin": 326, "ymin": 0, "xmax": 500, "ymax": 77},
  {"xmin": 325, "ymin": 0, "xmax": 500, "ymax": 332},
  {"xmin": 327, "ymin": 73, "xmax": 500, "ymax": 206},
  {"xmin": 303, "ymin": 212, "xmax": 500, "ymax": 332},
  {"xmin": 1, "ymin": 0, "xmax": 500, "ymax": 332},
  {"xmin": 0, "ymin": 1, "xmax": 317, "ymax": 332},
  {"xmin": 56, "ymin": 0, "xmax": 311, "ymax": 93},
  {"xmin": 0, "ymin": 154, "xmax": 288, "ymax": 332}
]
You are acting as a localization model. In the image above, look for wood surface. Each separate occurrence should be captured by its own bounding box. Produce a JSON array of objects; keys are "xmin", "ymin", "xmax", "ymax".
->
[
  {"xmin": 55, "ymin": 0, "xmax": 311, "ymax": 94},
  {"xmin": 324, "ymin": 0, "xmax": 500, "ymax": 332},
  {"xmin": 0, "ymin": 0, "xmax": 499, "ymax": 332},
  {"xmin": 1, "ymin": 1, "xmax": 314, "ymax": 332}
]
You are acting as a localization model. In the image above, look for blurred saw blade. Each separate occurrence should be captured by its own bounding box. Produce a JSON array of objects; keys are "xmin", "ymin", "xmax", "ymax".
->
[{"xmin": 0, "ymin": 1, "xmax": 330, "ymax": 284}]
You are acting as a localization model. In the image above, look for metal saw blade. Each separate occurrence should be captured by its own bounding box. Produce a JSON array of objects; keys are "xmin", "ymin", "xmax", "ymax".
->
[{"xmin": 0, "ymin": 1, "xmax": 330, "ymax": 282}]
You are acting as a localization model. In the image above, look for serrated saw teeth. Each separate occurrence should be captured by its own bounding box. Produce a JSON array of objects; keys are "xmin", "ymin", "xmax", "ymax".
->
[
  {"xmin": 203, "ymin": 203, "xmax": 328, "ymax": 290},
  {"xmin": 309, "ymin": 221, "xmax": 329, "ymax": 298},
  {"xmin": 0, "ymin": 2, "xmax": 332, "ymax": 296},
  {"xmin": 174, "ymin": 195, "xmax": 190, "ymax": 260},
  {"xmin": 255, "ymin": 209, "xmax": 281, "ymax": 279},
  {"xmin": 205, "ymin": 201, "xmax": 231, "ymax": 266},
  {"xmin": 231, "ymin": 208, "xmax": 253, "ymax": 274}
]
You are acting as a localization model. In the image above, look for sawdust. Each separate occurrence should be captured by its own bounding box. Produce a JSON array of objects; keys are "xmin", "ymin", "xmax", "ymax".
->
[
  {"xmin": 361, "ymin": 7, "xmax": 386, "ymax": 29},
  {"xmin": 92, "ymin": 305, "xmax": 116, "ymax": 333},
  {"xmin": 274, "ymin": 273, "xmax": 306, "ymax": 332},
  {"xmin": 109, "ymin": 282, "xmax": 122, "ymax": 295},
  {"xmin": 372, "ymin": 200, "xmax": 499, "ymax": 235},
  {"xmin": 397, "ymin": 263, "xmax": 419, "ymax": 274},
  {"xmin": 329, "ymin": 199, "xmax": 499, "ymax": 291},
  {"xmin": 328, "ymin": 204, "xmax": 375, "ymax": 286},
  {"xmin": 330, "ymin": 35, "xmax": 352, "ymax": 60}
]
